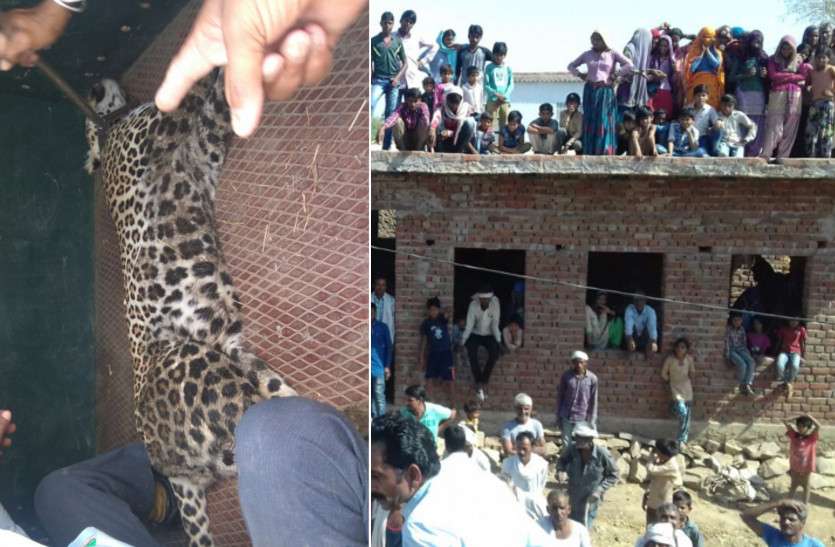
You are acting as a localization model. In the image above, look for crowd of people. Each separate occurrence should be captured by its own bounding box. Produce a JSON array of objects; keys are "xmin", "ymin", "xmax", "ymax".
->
[
  {"xmin": 371, "ymin": 10, "xmax": 835, "ymax": 160},
  {"xmin": 370, "ymin": 388, "xmax": 825, "ymax": 546}
]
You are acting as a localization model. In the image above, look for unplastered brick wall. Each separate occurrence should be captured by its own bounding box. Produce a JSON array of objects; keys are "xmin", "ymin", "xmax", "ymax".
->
[
  {"xmin": 94, "ymin": 3, "xmax": 369, "ymax": 545},
  {"xmin": 372, "ymin": 154, "xmax": 835, "ymax": 427}
]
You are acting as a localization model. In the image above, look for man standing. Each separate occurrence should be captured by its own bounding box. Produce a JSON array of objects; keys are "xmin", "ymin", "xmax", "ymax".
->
[
  {"xmin": 556, "ymin": 351, "xmax": 598, "ymax": 450},
  {"xmin": 741, "ymin": 500, "xmax": 824, "ymax": 547},
  {"xmin": 370, "ymin": 11, "xmax": 407, "ymax": 151},
  {"xmin": 371, "ymin": 413, "xmax": 557, "ymax": 546},
  {"xmin": 557, "ymin": 425, "xmax": 618, "ymax": 530},
  {"xmin": 371, "ymin": 302, "xmax": 392, "ymax": 418},
  {"xmin": 625, "ymin": 292, "xmax": 659, "ymax": 353},
  {"xmin": 372, "ymin": 277, "xmax": 396, "ymax": 345},
  {"xmin": 392, "ymin": 10, "xmax": 435, "ymax": 100},
  {"xmin": 462, "ymin": 286, "xmax": 502, "ymax": 401}
]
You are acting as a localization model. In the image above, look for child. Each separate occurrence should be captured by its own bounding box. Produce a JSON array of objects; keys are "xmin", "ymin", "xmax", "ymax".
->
[
  {"xmin": 433, "ymin": 65, "xmax": 455, "ymax": 112},
  {"xmin": 527, "ymin": 103, "xmax": 560, "ymax": 154},
  {"xmin": 673, "ymin": 490, "xmax": 705, "ymax": 547},
  {"xmin": 558, "ymin": 92, "xmax": 583, "ymax": 154},
  {"xmin": 775, "ymin": 319, "xmax": 807, "ymax": 400},
  {"xmin": 460, "ymin": 399, "xmax": 482, "ymax": 433},
  {"xmin": 725, "ymin": 312, "xmax": 757, "ymax": 396},
  {"xmin": 617, "ymin": 110, "xmax": 638, "ymax": 155},
  {"xmin": 661, "ymin": 338, "xmax": 695, "ymax": 446},
  {"xmin": 378, "ymin": 87, "xmax": 430, "ymax": 151},
  {"xmin": 502, "ymin": 315, "xmax": 524, "ymax": 352},
  {"xmin": 491, "ymin": 110, "xmax": 531, "ymax": 154},
  {"xmin": 784, "ymin": 414, "xmax": 821, "ymax": 504},
  {"xmin": 462, "ymin": 66, "xmax": 485, "ymax": 113},
  {"xmin": 484, "ymin": 42, "xmax": 514, "ymax": 132},
  {"xmin": 469, "ymin": 112, "xmax": 496, "ymax": 154},
  {"xmin": 667, "ymin": 108, "xmax": 706, "ymax": 157},
  {"xmin": 630, "ymin": 106, "xmax": 658, "ymax": 157},
  {"xmin": 687, "ymin": 84, "xmax": 718, "ymax": 152},
  {"xmin": 429, "ymin": 29, "xmax": 458, "ymax": 82},
  {"xmin": 419, "ymin": 297, "xmax": 456, "ymax": 407},
  {"xmin": 654, "ymin": 109, "xmax": 670, "ymax": 154},
  {"xmin": 805, "ymin": 48, "xmax": 835, "ymax": 157},
  {"xmin": 643, "ymin": 439, "xmax": 683, "ymax": 525},
  {"xmin": 421, "ymin": 77, "xmax": 436, "ymax": 113},
  {"xmin": 456, "ymin": 24, "xmax": 493, "ymax": 86},
  {"xmin": 747, "ymin": 317, "xmax": 774, "ymax": 366},
  {"xmin": 714, "ymin": 94, "xmax": 758, "ymax": 157}
]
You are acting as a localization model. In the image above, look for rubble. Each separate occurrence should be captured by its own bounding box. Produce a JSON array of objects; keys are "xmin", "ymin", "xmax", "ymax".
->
[
  {"xmin": 628, "ymin": 459, "xmax": 648, "ymax": 483},
  {"xmin": 817, "ymin": 457, "xmax": 835, "ymax": 476},
  {"xmin": 758, "ymin": 457, "xmax": 790, "ymax": 479},
  {"xmin": 703, "ymin": 439, "xmax": 722, "ymax": 454},
  {"xmin": 724, "ymin": 440, "xmax": 743, "ymax": 456}
]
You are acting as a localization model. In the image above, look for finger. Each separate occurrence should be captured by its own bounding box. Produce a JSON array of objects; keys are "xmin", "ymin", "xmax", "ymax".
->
[
  {"xmin": 222, "ymin": 11, "xmax": 268, "ymax": 137},
  {"xmin": 156, "ymin": 37, "xmax": 217, "ymax": 112},
  {"xmin": 1, "ymin": 438, "xmax": 10, "ymax": 448},
  {"xmin": 263, "ymin": 29, "xmax": 311, "ymax": 103},
  {"xmin": 300, "ymin": 24, "xmax": 332, "ymax": 88}
]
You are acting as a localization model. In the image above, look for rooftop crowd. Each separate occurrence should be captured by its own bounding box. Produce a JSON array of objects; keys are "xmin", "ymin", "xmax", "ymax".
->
[{"xmin": 371, "ymin": 10, "xmax": 834, "ymax": 160}]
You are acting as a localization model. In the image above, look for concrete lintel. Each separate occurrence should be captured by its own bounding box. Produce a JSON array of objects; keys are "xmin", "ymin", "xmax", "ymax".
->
[{"xmin": 371, "ymin": 151, "xmax": 835, "ymax": 181}]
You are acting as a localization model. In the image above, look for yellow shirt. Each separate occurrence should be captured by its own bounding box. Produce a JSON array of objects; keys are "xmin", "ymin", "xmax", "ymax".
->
[
  {"xmin": 661, "ymin": 355, "xmax": 694, "ymax": 402},
  {"xmin": 647, "ymin": 457, "xmax": 683, "ymax": 510}
]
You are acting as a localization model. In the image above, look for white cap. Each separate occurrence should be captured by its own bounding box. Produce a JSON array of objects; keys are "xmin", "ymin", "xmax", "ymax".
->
[
  {"xmin": 572, "ymin": 423, "xmax": 598, "ymax": 439},
  {"xmin": 514, "ymin": 393, "xmax": 533, "ymax": 407},
  {"xmin": 571, "ymin": 350, "xmax": 589, "ymax": 362},
  {"xmin": 476, "ymin": 292, "xmax": 494, "ymax": 299},
  {"xmin": 643, "ymin": 523, "xmax": 676, "ymax": 546}
]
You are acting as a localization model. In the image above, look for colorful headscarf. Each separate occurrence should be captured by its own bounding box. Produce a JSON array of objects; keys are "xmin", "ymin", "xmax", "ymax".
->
[
  {"xmin": 772, "ymin": 35, "xmax": 800, "ymax": 72},
  {"xmin": 623, "ymin": 28, "xmax": 653, "ymax": 108},
  {"xmin": 683, "ymin": 27, "xmax": 725, "ymax": 90},
  {"xmin": 731, "ymin": 27, "xmax": 746, "ymax": 40}
]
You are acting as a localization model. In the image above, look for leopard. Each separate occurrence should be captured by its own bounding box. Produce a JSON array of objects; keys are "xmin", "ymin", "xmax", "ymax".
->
[{"xmin": 85, "ymin": 70, "xmax": 296, "ymax": 547}]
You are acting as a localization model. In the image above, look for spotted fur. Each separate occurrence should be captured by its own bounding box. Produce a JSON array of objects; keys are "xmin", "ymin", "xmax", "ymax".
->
[{"xmin": 86, "ymin": 70, "xmax": 295, "ymax": 547}]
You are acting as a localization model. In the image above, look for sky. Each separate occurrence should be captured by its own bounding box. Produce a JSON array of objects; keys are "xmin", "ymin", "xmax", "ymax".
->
[{"xmin": 369, "ymin": 0, "xmax": 814, "ymax": 72}]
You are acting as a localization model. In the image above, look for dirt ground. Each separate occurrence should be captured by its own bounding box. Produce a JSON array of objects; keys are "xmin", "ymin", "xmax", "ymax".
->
[{"xmin": 584, "ymin": 482, "xmax": 835, "ymax": 546}]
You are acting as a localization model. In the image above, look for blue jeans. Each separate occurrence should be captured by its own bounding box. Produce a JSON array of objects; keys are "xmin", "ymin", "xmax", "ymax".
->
[
  {"xmin": 569, "ymin": 496, "xmax": 600, "ymax": 530},
  {"xmin": 371, "ymin": 374, "xmax": 386, "ymax": 418},
  {"xmin": 671, "ymin": 400, "xmax": 691, "ymax": 444},
  {"xmin": 35, "ymin": 398, "xmax": 368, "ymax": 547},
  {"xmin": 714, "ymin": 140, "xmax": 745, "ymax": 157},
  {"xmin": 673, "ymin": 147, "xmax": 707, "ymax": 157},
  {"xmin": 729, "ymin": 347, "xmax": 756, "ymax": 385},
  {"xmin": 371, "ymin": 77, "xmax": 398, "ymax": 150},
  {"xmin": 699, "ymin": 133, "xmax": 719, "ymax": 155},
  {"xmin": 776, "ymin": 352, "xmax": 801, "ymax": 382}
]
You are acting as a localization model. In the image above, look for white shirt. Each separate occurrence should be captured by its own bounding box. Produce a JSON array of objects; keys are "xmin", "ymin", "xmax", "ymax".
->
[
  {"xmin": 634, "ymin": 529, "xmax": 694, "ymax": 547},
  {"xmin": 502, "ymin": 454, "xmax": 549, "ymax": 520},
  {"xmin": 403, "ymin": 452, "xmax": 558, "ymax": 546},
  {"xmin": 393, "ymin": 30, "xmax": 435, "ymax": 89},
  {"xmin": 462, "ymin": 81, "xmax": 485, "ymax": 113},
  {"xmin": 0, "ymin": 531, "xmax": 43, "ymax": 547},
  {"xmin": 372, "ymin": 292, "xmax": 396, "ymax": 343},
  {"xmin": 462, "ymin": 296, "xmax": 501, "ymax": 344},
  {"xmin": 689, "ymin": 103, "xmax": 718, "ymax": 135},
  {"xmin": 537, "ymin": 518, "xmax": 592, "ymax": 547}
]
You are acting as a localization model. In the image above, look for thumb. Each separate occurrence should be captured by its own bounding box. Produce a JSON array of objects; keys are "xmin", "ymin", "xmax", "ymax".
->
[{"xmin": 222, "ymin": 11, "xmax": 265, "ymax": 138}]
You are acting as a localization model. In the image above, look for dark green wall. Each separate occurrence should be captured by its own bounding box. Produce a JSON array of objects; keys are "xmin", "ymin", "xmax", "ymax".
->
[{"xmin": 0, "ymin": 94, "xmax": 95, "ymax": 531}]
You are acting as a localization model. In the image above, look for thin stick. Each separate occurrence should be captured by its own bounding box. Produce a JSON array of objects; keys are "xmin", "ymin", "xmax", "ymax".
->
[{"xmin": 36, "ymin": 59, "xmax": 102, "ymax": 126}]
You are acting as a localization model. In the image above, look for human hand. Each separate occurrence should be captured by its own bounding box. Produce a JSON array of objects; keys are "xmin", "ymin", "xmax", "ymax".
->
[
  {"xmin": 627, "ymin": 338, "xmax": 637, "ymax": 352},
  {"xmin": 641, "ymin": 491, "xmax": 648, "ymax": 510},
  {"xmin": 0, "ymin": 410, "xmax": 16, "ymax": 454},
  {"xmin": 0, "ymin": 0, "xmax": 72, "ymax": 70},
  {"xmin": 588, "ymin": 491, "xmax": 600, "ymax": 503},
  {"xmin": 760, "ymin": 67, "xmax": 768, "ymax": 78},
  {"xmin": 155, "ymin": 0, "xmax": 367, "ymax": 137},
  {"xmin": 377, "ymin": 125, "xmax": 385, "ymax": 144},
  {"xmin": 650, "ymin": 342, "xmax": 658, "ymax": 353},
  {"xmin": 384, "ymin": 367, "xmax": 391, "ymax": 381}
]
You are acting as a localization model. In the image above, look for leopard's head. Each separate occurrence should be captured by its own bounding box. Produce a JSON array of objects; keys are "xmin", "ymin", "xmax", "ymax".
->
[{"xmin": 85, "ymin": 79, "xmax": 128, "ymax": 174}]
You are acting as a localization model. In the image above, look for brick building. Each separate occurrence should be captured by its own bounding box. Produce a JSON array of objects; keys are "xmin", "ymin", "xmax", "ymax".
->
[{"xmin": 372, "ymin": 152, "xmax": 835, "ymax": 439}]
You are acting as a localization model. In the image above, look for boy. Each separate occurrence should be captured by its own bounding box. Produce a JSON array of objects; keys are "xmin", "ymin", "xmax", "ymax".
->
[
  {"xmin": 667, "ymin": 107, "xmax": 706, "ymax": 157},
  {"xmin": 643, "ymin": 439, "xmax": 683, "ymax": 524},
  {"xmin": 469, "ymin": 112, "xmax": 496, "ymax": 154},
  {"xmin": 630, "ymin": 106, "xmax": 658, "ymax": 157},
  {"xmin": 429, "ymin": 29, "xmax": 458, "ymax": 82},
  {"xmin": 784, "ymin": 414, "xmax": 821, "ymax": 505},
  {"xmin": 433, "ymin": 65, "xmax": 455, "ymax": 113},
  {"xmin": 491, "ymin": 110, "xmax": 531, "ymax": 154},
  {"xmin": 460, "ymin": 399, "xmax": 482, "ymax": 433},
  {"xmin": 687, "ymin": 84, "xmax": 718, "ymax": 153},
  {"xmin": 558, "ymin": 92, "xmax": 583, "ymax": 154},
  {"xmin": 370, "ymin": 11, "xmax": 407, "ymax": 150},
  {"xmin": 617, "ymin": 111, "xmax": 638, "ymax": 155},
  {"xmin": 462, "ymin": 65, "xmax": 485, "ymax": 113},
  {"xmin": 419, "ymin": 297, "xmax": 456, "ymax": 406},
  {"xmin": 673, "ymin": 490, "xmax": 705, "ymax": 547},
  {"xmin": 371, "ymin": 302, "xmax": 392, "ymax": 418},
  {"xmin": 484, "ymin": 42, "xmax": 514, "ymax": 132},
  {"xmin": 456, "ymin": 24, "xmax": 493, "ymax": 86},
  {"xmin": 420, "ymin": 77, "xmax": 436, "ymax": 113},
  {"xmin": 378, "ymin": 87, "xmax": 430, "ymax": 151},
  {"xmin": 527, "ymin": 103, "xmax": 560, "ymax": 154},
  {"xmin": 805, "ymin": 48, "xmax": 835, "ymax": 157},
  {"xmin": 654, "ymin": 109, "xmax": 670, "ymax": 154},
  {"xmin": 775, "ymin": 319, "xmax": 807, "ymax": 400},
  {"xmin": 714, "ymin": 94, "xmax": 758, "ymax": 157}
]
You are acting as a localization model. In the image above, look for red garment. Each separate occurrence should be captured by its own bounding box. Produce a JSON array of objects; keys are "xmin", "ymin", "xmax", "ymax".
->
[
  {"xmin": 787, "ymin": 429, "xmax": 818, "ymax": 474},
  {"xmin": 648, "ymin": 90, "xmax": 674, "ymax": 120},
  {"xmin": 777, "ymin": 326, "xmax": 807, "ymax": 354}
]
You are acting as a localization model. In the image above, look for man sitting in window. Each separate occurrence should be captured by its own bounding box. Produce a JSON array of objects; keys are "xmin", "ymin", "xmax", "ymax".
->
[{"xmin": 625, "ymin": 292, "xmax": 659, "ymax": 354}]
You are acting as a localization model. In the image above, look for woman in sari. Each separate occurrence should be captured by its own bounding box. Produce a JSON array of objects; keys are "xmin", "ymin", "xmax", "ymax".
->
[
  {"xmin": 728, "ymin": 30, "xmax": 769, "ymax": 156},
  {"xmin": 760, "ymin": 36, "xmax": 811, "ymax": 160},
  {"xmin": 617, "ymin": 28, "xmax": 654, "ymax": 120},
  {"xmin": 797, "ymin": 25, "xmax": 819, "ymax": 62},
  {"xmin": 683, "ymin": 27, "xmax": 725, "ymax": 108},
  {"xmin": 648, "ymin": 34, "xmax": 676, "ymax": 120},
  {"xmin": 793, "ymin": 25, "xmax": 820, "ymax": 157},
  {"xmin": 568, "ymin": 31, "xmax": 633, "ymax": 155}
]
